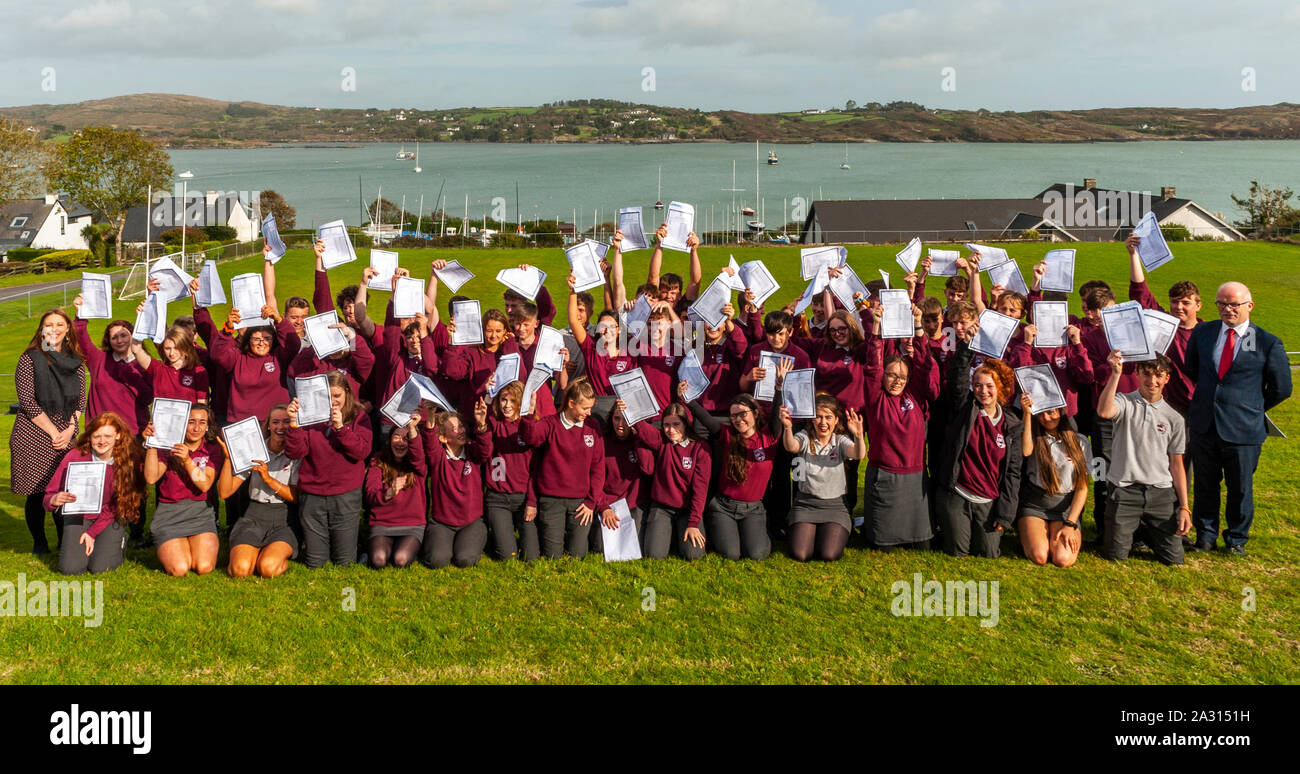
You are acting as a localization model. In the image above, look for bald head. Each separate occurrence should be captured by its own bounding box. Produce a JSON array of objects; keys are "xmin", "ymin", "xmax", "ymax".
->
[{"xmin": 1215, "ymin": 281, "xmax": 1253, "ymax": 325}]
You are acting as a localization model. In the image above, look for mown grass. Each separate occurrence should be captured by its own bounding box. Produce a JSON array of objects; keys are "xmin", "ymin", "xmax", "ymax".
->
[{"xmin": 1, "ymin": 240, "xmax": 1297, "ymax": 684}]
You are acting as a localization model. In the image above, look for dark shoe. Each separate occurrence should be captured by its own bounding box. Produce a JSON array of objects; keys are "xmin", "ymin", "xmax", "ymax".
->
[
  {"xmin": 133, "ymin": 533, "xmax": 155, "ymax": 549},
  {"xmin": 1225, "ymin": 544, "xmax": 1246, "ymax": 556},
  {"xmin": 1191, "ymin": 541, "xmax": 1214, "ymax": 552},
  {"xmin": 32, "ymin": 542, "xmax": 50, "ymax": 556}
]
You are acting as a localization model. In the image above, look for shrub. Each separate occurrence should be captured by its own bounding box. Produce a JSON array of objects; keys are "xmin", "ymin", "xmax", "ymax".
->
[
  {"xmin": 160, "ymin": 226, "xmax": 207, "ymax": 246},
  {"xmin": 6, "ymin": 247, "xmax": 56, "ymax": 262},
  {"xmin": 1019, "ymin": 229, "xmax": 1041, "ymax": 240},
  {"xmin": 1160, "ymin": 224, "xmax": 1191, "ymax": 242},
  {"xmin": 202, "ymin": 225, "xmax": 237, "ymax": 241},
  {"xmin": 40, "ymin": 249, "xmax": 92, "ymax": 270}
]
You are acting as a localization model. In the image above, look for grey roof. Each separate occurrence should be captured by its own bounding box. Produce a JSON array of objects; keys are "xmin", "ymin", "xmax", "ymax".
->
[
  {"xmin": 0, "ymin": 199, "xmax": 56, "ymax": 248},
  {"xmin": 800, "ymin": 198, "xmax": 1047, "ymax": 244},
  {"xmin": 120, "ymin": 193, "xmax": 252, "ymax": 243}
]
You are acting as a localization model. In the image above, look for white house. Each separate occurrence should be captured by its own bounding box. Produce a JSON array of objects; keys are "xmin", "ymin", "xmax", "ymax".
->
[
  {"xmin": 0, "ymin": 194, "xmax": 94, "ymax": 261},
  {"xmin": 119, "ymin": 190, "xmax": 257, "ymax": 246}
]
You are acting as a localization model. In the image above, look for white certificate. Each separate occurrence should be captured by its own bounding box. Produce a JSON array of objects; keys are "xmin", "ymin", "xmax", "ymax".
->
[
  {"xmin": 367, "ymin": 249, "xmax": 399, "ymax": 290},
  {"xmin": 792, "ymin": 266, "xmax": 829, "ymax": 316},
  {"xmin": 879, "ymin": 288, "xmax": 914, "ymax": 339},
  {"xmin": 489, "ymin": 352, "xmax": 521, "ymax": 399},
  {"xmin": 1101, "ymin": 301, "xmax": 1151, "ymax": 358},
  {"xmin": 317, "ymin": 219, "xmax": 358, "ymax": 269},
  {"xmin": 738, "ymin": 259, "xmax": 780, "ymax": 308},
  {"xmin": 380, "ymin": 373, "xmax": 454, "ymax": 427},
  {"xmin": 928, "ymin": 249, "xmax": 961, "ymax": 277},
  {"xmin": 294, "ymin": 375, "xmax": 332, "ymax": 426},
  {"xmin": 304, "ymin": 310, "xmax": 350, "ymax": 359},
  {"xmin": 261, "ymin": 213, "xmax": 287, "ymax": 264},
  {"xmin": 624, "ymin": 294, "xmax": 652, "ymax": 338},
  {"xmin": 222, "ymin": 415, "xmax": 269, "ymax": 476},
  {"xmin": 970, "ymin": 309, "xmax": 1019, "ymax": 360},
  {"xmin": 601, "ymin": 497, "xmax": 642, "ymax": 562},
  {"xmin": 195, "ymin": 260, "xmax": 226, "ymax": 307},
  {"xmin": 61, "ymin": 460, "xmax": 108, "ymax": 515},
  {"xmin": 433, "ymin": 260, "xmax": 475, "ymax": 293},
  {"xmin": 230, "ymin": 273, "xmax": 273, "ymax": 328},
  {"xmin": 148, "ymin": 256, "xmax": 193, "ymax": 305},
  {"xmin": 617, "ymin": 207, "xmax": 649, "ymax": 252},
  {"xmin": 534, "ymin": 325, "xmax": 566, "ymax": 371},
  {"xmin": 688, "ymin": 276, "xmax": 732, "ymax": 330},
  {"xmin": 965, "ymin": 243, "xmax": 1011, "ymax": 271},
  {"xmin": 878, "ymin": 269, "xmax": 891, "ymax": 289},
  {"xmin": 564, "ymin": 240, "xmax": 606, "ymax": 293},
  {"xmin": 609, "ymin": 367, "xmax": 661, "ymax": 425},
  {"xmin": 518, "ymin": 363, "xmax": 553, "ymax": 416},
  {"xmin": 754, "ymin": 351, "xmax": 795, "ymax": 402},
  {"xmin": 146, "ymin": 398, "xmax": 192, "ymax": 450},
  {"xmin": 132, "ymin": 292, "xmax": 166, "ymax": 344},
  {"xmin": 451, "ymin": 299, "xmax": 483, "ymax": 346},
  {"xmin": 495, "ymin": 265, "xmax": 546, "ymax": 301},
  {"xmin": 895, "ymin": 236, "xmax": 923, "ymax": 274},
  {"xmin": 1140, "ymin": 309, "xmax": 1181, "ymax": 361},
  {"xmin": 828, "ymin": 264, "xmax": 870, "ymax": 313},
  {"xmin": 1014, "ymin": 364, "xmax": 1067, "ymax": 415},
  {"xmin": 719, "ymin": 255, "xmax": 746, "ymax": 292},
  {"xmin": 392, "ymin": 276, "xmax": 425, "ymax": 319},
  {"xmin": 986, "ymin": 259, "xmax": 1028, "ymax": 296},
  {"xmin": 1132, "ymin": 211, "xmax": 1173, "ymax": 272},
  {"xmin": 660, "ymin": 201, "xmax": 695, "ymax": 253},
  {"xmin": 679, "ymin": 349, "xmax": 712, "ymax": 403},
  {"xmin": 800, "ymin": 245, "xmax": 845, "ymax": 281},
  {"xmin": 781, "ymin": 368, "xmax": 816, "ymax": 419},
  {"xmin": 1032, "ymin": 301, "xmax": 1069, "ymax": 349},
  {"xmin": 1041, "ymin": 249, "xmax": 1076, "ymax": 293},
  {"xmin": 79, "ymin": 273, "xmax": 113, "ymax": 320}
]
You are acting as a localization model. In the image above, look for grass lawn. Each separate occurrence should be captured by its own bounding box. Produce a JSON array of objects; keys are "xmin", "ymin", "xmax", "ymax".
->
[{"xmin": 1, "ymin": 240, "xmax": 1297, "ymax": 684}]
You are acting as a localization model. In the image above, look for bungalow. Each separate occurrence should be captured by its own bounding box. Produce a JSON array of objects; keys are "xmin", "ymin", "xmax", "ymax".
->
[
  {"xmin": 0, "ymin": 194, "xmax": 94, "ymax": 261},
  {"xmin": 119, "ymin": 191, "xmax": 256, "ymax": 247}
]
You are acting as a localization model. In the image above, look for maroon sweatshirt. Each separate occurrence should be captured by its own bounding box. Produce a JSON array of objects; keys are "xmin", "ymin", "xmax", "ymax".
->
[
  {"xmin": 741, "ymin": 340, "xmax": 812, "ymax": 407},
  {"xmin": 633, "ymin": 421, "xmax": 712, "ymax": 528},
  {"xmin": 286, "ymin": 333, "xmax": 375, "ymax": 401},
  {"xmin": 519, "ymin": 413, "xmax": 605, "ymax": 510},
  {"xmin": 474, "ymin": 414, "xmax": 533, "ymax": 495},
  {"xmin": 713, "ymin": 425, "xmax": 778, "ymax": 503},
  {"xmin": 154, "ymin": 439, "xmax": 224, "ymax": 503},
  {"xmin": 363, "ymin": 431, "xmax": 427, "ymax": 528},
  {"xmin": 956, "ymin": 410, "xmax": 1008, "ymax": 501},
  {"xmin": 639, "ymin": 342, "xmax": 682, "ymax": 414},
  {"xmin": 864, "ymin": 333, "xmax": 938, "ymax": 474},
  {"xmin": 441, "ymin": 339, "xmax": 522, "ymax": 416},
  {"xmin": 76, "ymin": 320, "xmax": 152, "ymax": 433},
  {"xmin": 142, "ymin": 358, "xmax": 209, "ymax": 404},
  {"xmin": 195, "ymin": 308, "xmax": 292, "ymax": 423},
  {"xmin": 692, "ymin": 323, "xmax": 749, "ymax": 413},
  {"xmin": 1129, "ymin": 280, "xmax": 1199, "ymax": 415},
  {"xmin": 1083, "ymin": 324, "xmax": 1138, "ymax": 409},
  {"xmin": 576, "ymin": 333, "xmax": 636, "ymax": 397},
  {"xmin": 427, "ymin": 321, "xmax": 470, "ymax": 416},
  {"xmin": 796, "ymin": 335, "xmax": 869, "ymax": 412},
  {"xmin": 421, "ymin": 426, "xmax": 485, "ymax": 527},
  {"xmin": 599, "ymin": 432, "xmax": 653, "ymax": 512},
  {"xmin": 373, "ymin": 300, "xmax": 438, "ymax": 408},
  {"xmin": 284, "ymin": 412, "xmax": 373, "ymax": 495},
  {"xmin": 44, "ymin": 450, "xmax": 123, "ymax": 539},
  {"xmin": 1028, "ymin": 341, "xmax": 1093, "ymax": 417},
  {"xmin": 515, "ymin": 335, "xmax": 559, "ymax": 418}
]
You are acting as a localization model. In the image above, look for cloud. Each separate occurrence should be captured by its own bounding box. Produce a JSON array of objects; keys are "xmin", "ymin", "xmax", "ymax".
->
[{"xmin": 39, "ymin": 0, "xmax": 134, "ymax": 31}]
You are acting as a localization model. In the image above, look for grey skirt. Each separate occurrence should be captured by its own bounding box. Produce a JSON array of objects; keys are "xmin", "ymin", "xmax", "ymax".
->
[
  {"xmin": 863, "ymin": 467, "xmax": 932, "ymax": 546},
  {"xmin": 790, "ymin": 492, "xmax": 852, "ymax": 532},
  {"xmin": 151, "ymin": 498, "xmax": 217, "ymax": 545},
  {"xmin": 370, "ymin": 524, "xmax": 426, "ymax": 539},
  {"xmin": 1019, "ymin": 483, "xmax": 1073, "ymax": 522},
  {"xmin": 230, "ymin": 500, "xmax": 299, "ymax": 557}
]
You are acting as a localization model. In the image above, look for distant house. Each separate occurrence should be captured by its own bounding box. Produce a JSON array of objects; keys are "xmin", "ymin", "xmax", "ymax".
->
[
  {"xmin": 0, "ymin": 194, "xmax": 94, "ymax": 261},
  {"xmin": 800, "ymin": 179, "xmax": 1244, "ymax": 244},
  {"xmin": 119, "ymin": 191, "xmax": 256, "ymax": 247}
]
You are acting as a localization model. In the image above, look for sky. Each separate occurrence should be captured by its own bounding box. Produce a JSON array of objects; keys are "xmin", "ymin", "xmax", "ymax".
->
[{"xmin": 2, "ymin": 0, "xmax": 1299, "ymax": 112}]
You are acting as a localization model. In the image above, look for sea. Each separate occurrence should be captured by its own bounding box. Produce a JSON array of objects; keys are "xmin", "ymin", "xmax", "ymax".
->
[{"xmin": 164, "ymin": 141, "xmax": 1300, "ymax": 231}]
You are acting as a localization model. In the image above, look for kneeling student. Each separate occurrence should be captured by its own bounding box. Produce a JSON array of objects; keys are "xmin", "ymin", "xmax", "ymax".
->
[
  {"xmin": 1096, "ymin": 351, "xmax": 1191, "ymax": 565},
  {"xmin": 218, "ymin": 404, "xmax": 300, "ymax": 577}
]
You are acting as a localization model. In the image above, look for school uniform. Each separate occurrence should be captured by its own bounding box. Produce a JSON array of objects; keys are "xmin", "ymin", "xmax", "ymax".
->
[
  {"xmin": 520, "ymin": 412, "xmax": 606, "ymax": 559},
  {"xmin": 591, "ymin": 432, "xmax": 653, "ymax": 554},
  {"xmin": 741, "ymin": 340, "xmax": 810, "ymax": 537},
  {"xmin": 440, "ymin": 339, "xmax": 521, "ymax": 416},
  {"xmin": 691, "ymin": 324, "xmax": 749, "ymax": 415},
  {"xmin": 150, "ymin": 440, "xmax": 224, "ymax": 546},
  {"xmin": 284, "ymin": 413, "xmax": 372, "ymax": 568},
  {"xmin": 474, "ymin": 415, "xmax": 537, "ymax": 560},
  {"xmin": 230, "ymin": 448, "xmax": 301, "ymax": 557},
  {"xmin": 1018, "ymin": 432, "xmax": 1082, "ymax": 523},
  {"xmin": 1129, "ymin": 280, "xmax": 1199, "ymax": 415},
  {"xmin": 373, "ymin": 300, "xmax": 439, "ymax": 418},
  {"xmin": 45, "ymin": 451, "xmax": 130, "ymax": 575},
  {"xmin": 363, "ymin": 433, "xmax": 427, "ymax": 541},
  {"xmin": 576, "ymin": 333, "xmax": 637, "ymax": 425},
  {"xmin": 788, "ymin": 432, "xmax": 856, "ymax": 534},
  {"xmin": 285, "ymin": 335, "xmax": 375, "ymax": 405},
  {"xmin": 75, "ymin": 320, "xmax": 152, "ymax": 434},
  {"xmin": 634, "ymin": 422, "xmax": 712, "ymax": 560},
  {"xmin": 141, "ymin": 359, "xmax": 209, "ymax": 404},
  {"xmin": 1082, "ymin": 323, "xmax": 1138, "ymax": 540},
  {"xmin": 705, "ymin": 426, "xmax": 778, "ymax": 561},
  {"xmin": 421, "ymin": 428, "xmax": 488, "ymax": 569},
  {"xmin": 1103, "ymin": 391, "xmax": 1187, "ymax": 565}
]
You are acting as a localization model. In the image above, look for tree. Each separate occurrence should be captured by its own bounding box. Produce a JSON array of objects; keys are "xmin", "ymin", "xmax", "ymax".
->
[
  {"xmin": 845, "ymin": 100, "xmax": 857, "ymax": 111},
  {"xmin": 259, "ymin": 189, "xmax": 296, "ymax": 229},
  {"xmin": 44, "ymin": 127, "xmax": 172, "ymax": 267},
  {"xmin": 1231, "ymin": 180, "xmax": 1298, "ymax": 236},
  {"xmin": 80, "ymin": 222, "xmax": 115, "ymax": 267},
  {"xmin": 0, "ymin": 118, "xmax": 49, "ymax": 203}
]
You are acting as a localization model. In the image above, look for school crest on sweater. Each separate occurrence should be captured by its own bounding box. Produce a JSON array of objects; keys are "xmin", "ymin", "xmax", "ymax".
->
[
  {"xmin": 584, "ymin": 433, "xmax": 595, "ymax": 447},
  {"xmin": 994, "ymin": 433, "xmax": 1005, "ymax": 449},
  {"xmin": 754, "ymin": 448, "xmax": 766, "ymax": 462},
  {"xmin": 265, "ymin": 361, "xmax": 277, "ymax": 373},
  {"xmin": 1054, "ymin": 355, "xmax": 1067, "ymax": 369},
  {"xmin": 681, "ymin": 456, "xmax": 693, "ymax": 470},
  {"xmin": 182, "ymin": 375, "xmax": 193, "ymax": 387},
  {"xmin": 615, "ymin": 361, "xmax": 629, "ymax": 372},
  {"xmin": 901, "ymin": 396, "xmax": 915, "ymax": 413}
]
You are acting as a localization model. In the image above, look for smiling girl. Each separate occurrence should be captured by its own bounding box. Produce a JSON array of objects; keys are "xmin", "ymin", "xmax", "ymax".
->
[
  {"xmin": 217, "ymin": 404, "xmax": 301, "ymax": 577},
  {"xmin": 144, "ymin": 404, "xmax": 223, "ymax": 575}
]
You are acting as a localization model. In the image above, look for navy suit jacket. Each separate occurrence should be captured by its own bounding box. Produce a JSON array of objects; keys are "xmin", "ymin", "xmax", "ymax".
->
[{"xmin": 1182, "ymin": 320, "xmax": 1292, "ymax": 445}]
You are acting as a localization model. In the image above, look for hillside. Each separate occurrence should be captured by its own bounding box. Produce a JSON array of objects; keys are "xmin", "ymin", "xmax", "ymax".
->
[{"xmin": 3, "ymin": 94, "xmax": 1300, "ymax": 147}]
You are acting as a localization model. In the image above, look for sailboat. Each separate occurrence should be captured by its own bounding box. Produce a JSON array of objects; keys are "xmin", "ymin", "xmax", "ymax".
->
[
  {"xmin": 396, "ymin": 144, "xmax": 414, "ymax": 161},
  {"xmin": 413, "ymin": 142, "xmax": 422, "ymax": 173},
  {"xmin": 840, "ymin": 143, "xmax": 851, "ymax": 170},
  {"xmin": 767, "ymin": 149, "xmax": 778, "ymax": 165},
  {"xmin": 654, "ymin": 166, "xmax": 664, "ymax": 210}
]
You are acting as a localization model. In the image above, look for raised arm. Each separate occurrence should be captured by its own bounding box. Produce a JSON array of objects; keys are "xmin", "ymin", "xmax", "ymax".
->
[
  {"xmin": 646, "ymin": 222, "xmax": 667, "ymax": 288},
  {"xmin": 1095, "ymin": 350, "xmax": 1124, "ymax": 420},
  {"xmin": 354, "ymin": 266, "xmax": 377, "ymax": 339},
  {"xmin": 608, "ymin": 232, "xmax": 628, "ymax": 311},
  {"xmin": 1125, "ymin": 232, "xmax": 1145, "ymax": 285},
  {"xmin": 425, "ymin": 261, "xmax": 441, "ymax": 328},
  {"xmin": 684, "ymin": 233, "xmax": 702, "ymax": 301}
]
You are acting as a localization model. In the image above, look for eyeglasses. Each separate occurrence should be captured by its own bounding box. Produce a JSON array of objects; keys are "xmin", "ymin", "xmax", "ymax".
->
[
  {"xmin": 828, "ymin": 326, "xmax": 849, "ymax": 334},
  {"xmin": 729, "ymin": 410, "xmax": 752, "ymax": 419},
  {"xmin": 1215, "ymin": 300, "xmax": 1249, "ymax": 310},
  {"xmin": 249, "ymin": 336, "xmax": 273, "ymax": 344},
  {"xmin": 883, "ymin": 372, "xmax": 908, "ymax": 382}
]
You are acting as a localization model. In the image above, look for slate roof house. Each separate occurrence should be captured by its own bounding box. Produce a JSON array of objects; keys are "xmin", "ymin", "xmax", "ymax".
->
[{"xmin": 0, "ymin": 195, "xmax": 94, "ymax": 260}]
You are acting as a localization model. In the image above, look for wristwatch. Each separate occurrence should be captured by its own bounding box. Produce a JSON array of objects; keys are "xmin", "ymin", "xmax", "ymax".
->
[{"xmin": 1063, "ymin": 519, "xmax": 1080, "ymax": 529}]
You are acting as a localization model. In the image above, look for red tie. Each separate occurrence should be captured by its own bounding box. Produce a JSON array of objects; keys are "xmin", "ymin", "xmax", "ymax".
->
[{"xmin": 1218, "ymin": 328, "xmax": 1236, "ymax": 380}]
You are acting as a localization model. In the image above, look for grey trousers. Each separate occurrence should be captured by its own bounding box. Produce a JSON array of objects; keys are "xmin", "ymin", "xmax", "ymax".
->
[
  {"xmin": 1103, "ymin": 483, "xmax": 1184, "ymax": 565},
  {"xmin": 643, "ymin": 503, "xmax": 706, "ymax": 561},
  {"xmin": 937, "ymin": 488, "xmax": 1002, "ymax": 558},
  {"xmin": 589, "ymin": 505, "xmax": 643, "ymax": 555},
  {"xmin": 705, "ymin": 496, "xmax": 771, "ymax": 561},
  {"xmin": 59, "ymin": 518, "xmax": 126, "ymax": 575},
  {"xmin": 484, "ymin": 490, "xmax": 538, "ymax": 561},
  {"xmin": 537, "ymin": 496, "xmax": 591, "ymax": 559},
  {"xmin": 422, "ymin": 519, "xmax": 488, "ymax": 568},
  {"xmin": 300, "ymin": 489, "xmax": 363, "ymax": 568}
]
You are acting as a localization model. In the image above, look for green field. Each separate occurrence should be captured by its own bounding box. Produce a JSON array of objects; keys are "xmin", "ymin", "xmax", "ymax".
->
[{"xmin": 1, "ymin": 240, "xmax": 1297, "ymax": 684}]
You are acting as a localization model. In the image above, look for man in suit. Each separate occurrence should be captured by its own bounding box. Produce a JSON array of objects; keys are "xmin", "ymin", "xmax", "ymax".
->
[{"xmin": 1182, "ymin": 282, "xmax": 1292, "ymax": 555}]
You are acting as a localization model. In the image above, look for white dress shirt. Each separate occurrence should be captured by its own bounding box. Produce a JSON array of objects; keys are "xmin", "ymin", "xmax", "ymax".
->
[{"xmin": 1212, "ymin": 320, "xmax": 1251, "ymax": 374}]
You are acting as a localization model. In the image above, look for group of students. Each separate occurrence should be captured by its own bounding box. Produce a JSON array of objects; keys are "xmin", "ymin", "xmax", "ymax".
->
[{"xmin": 11, "ymin": 225, "xmax": 1247, "ymax": 576}]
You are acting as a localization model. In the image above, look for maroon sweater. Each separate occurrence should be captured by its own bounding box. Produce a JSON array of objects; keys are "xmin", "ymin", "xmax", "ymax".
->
[
  {"xmin": 956, "ymin": 410, "xmax": 1008, "ymax": 501},
  {"xmin": 142, "ymin": 359, "xmax": 209, "ymax": 404},
  {"xmin": 639, "ymin": 342, "xmax": 682, "ymax": 414},
  {"xmin": 76, "ymin": 320, "xmax": 152, "ymax": 433},
  {"xmin": 195, "ymin": 308, "xmax": 293, "ymax": 423},
  {"xmin": 374, "ymin": 300, "xmax": 438, "ymax": 410},
  {"xmin": 796, "ymin": 335, "xmax": 869, "ymax": 412},
  {"xmin": 713, "ymin": 425, "xmax": 778, "ymax": 503},
  {"xmin": 599, "ymin": 433, "xmax": 653, "ymax": 512},
  {"xmin": 421, "ymin": 426, "xmax": 486, "ymax": 527},
  {"xmin": 284, "ymin": 413, "xmax": 372, "ymax": 495},
  {"xmin": 633, "ymin": 421, "xmax": 712, "ymax": 528},
  {"xmin": 441, "ymin": 339, "xmax": 521, "ymax": 415},
  {"xmin": 692, "ymin": 323, "xmax": 749, "ymax": 413},
  {"xmin": 1028, "ymin": 341, "xmax": 1093, "ymax": 417},
  {"xmin": 44, "ymin": 450, "xmax": 123, "ymax": 539},
  {"xmin": 741, "ymin": 340, "xmax": 811, "ymax": 407},
  {"xmin": 519, "ymin": 414, "xmax": 605, "ymax": 510},
  {"xmin": 1129, "ymin": 280, "xmax": 1199, "ymax": 415},
  {"xmin": 864, "ymin": 333, "xmax": 938, "ymax": 474},
  {"xmin": 515, "ymin": 336, "xmax": 559, "ymax": 418},
  {"xmin": 287, "ymin": 334, "xmax": 375, "ymax": 400},
  {"xmin": 577, "ymin": 333, "xmax": 637, "ymax": 396},
  {"xmin": 474, "ymin": 415, "xmax": 533, "ymax": 495},
  {"xmin": 154, "ymin": 439, "xmax": 224, "ymax": 504},
  {"xmin": 363, "ymin": 431, "xmax": 427, "ymax": 528}
]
